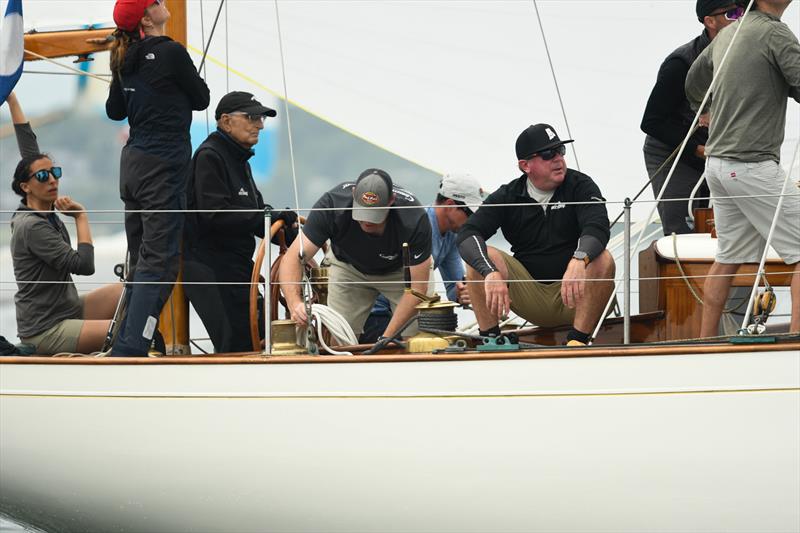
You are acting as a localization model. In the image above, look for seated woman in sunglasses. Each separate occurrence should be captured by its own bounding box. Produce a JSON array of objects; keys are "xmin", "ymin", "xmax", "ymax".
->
[{"xmin": 6, "ymin": 92, "xmax": 122, "ymax": 355}]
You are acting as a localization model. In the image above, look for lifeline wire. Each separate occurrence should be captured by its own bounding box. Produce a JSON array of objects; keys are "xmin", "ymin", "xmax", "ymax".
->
[
  {"xmin": 591, "ymin": 0, "xmax": 757, "ymax": 343},
  {"xmin": 532, "ymin": 0, "xmax": 579, "ymax": 171}
]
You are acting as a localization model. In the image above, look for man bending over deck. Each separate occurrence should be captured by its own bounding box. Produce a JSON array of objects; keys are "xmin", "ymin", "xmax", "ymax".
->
[
  {"xmin": 686, "ymin": 0, "xmax": 800, "ymax": 335},
  {"xmin": 456, "ymin": 124, "xmax": 616, "ymax": 346},
  {"xmin": 279, "ymin": 169, "xmax": 432, "ymax": 341}
]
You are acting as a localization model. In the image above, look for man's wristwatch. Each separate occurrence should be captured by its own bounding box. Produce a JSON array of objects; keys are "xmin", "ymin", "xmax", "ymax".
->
[{"xmin": 573, "ymin": 250, "xmax": 590, "ymax": 266}]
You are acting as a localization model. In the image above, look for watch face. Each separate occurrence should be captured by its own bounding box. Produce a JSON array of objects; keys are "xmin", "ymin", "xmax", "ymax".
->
[{"xmin": 574, "ymin": 251, "xmax": 587, "ymax": 259}]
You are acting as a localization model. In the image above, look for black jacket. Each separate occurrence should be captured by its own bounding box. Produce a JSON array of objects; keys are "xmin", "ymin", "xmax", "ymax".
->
[
  {"xmin": 106, "ymin": 36, "xmax": 209, "ymax": 157},
  {"xmin": 184, "ymin": 131, "xmax": 266, "ymax": 261},
  {"xmin": 457, "ymin": 171, "xmax": 610, "ymax": 283},
  {"xmin": 641, "ymin": 31, "xmax": 710, "ymax": 172}
]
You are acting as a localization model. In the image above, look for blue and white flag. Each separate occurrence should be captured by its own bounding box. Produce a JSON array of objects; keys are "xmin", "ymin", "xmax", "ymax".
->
[{"xmin": 0, "ymin": 0, "xmax": 24, "ymax": 106}]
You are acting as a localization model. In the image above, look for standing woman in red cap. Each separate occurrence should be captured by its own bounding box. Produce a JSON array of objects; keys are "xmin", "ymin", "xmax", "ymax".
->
[{"xmin": 106, "ymin": 0, "xmax": 209, "ymax": 356}]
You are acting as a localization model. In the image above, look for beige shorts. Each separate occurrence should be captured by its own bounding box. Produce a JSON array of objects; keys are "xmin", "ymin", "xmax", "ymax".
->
[
  {"xmin": 500, "ymin": 251, "xmax": 575, "ymax": 328},
  {"xmin": 21, "ymin": 297, "xmax": 86, "ymax": 355},
  {"xmin": 705, "ymin": 157, "xmax": 800, "ymax": 264},
  {"xmin": 326, "ymin": 252, "xmax": 431, "ymax": 336}
]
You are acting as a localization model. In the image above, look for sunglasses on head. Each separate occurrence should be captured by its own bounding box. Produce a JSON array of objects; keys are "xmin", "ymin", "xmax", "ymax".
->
[
  {"xmin": 29, "ymin": 167, "xmax": 63, "ymax": 183},
  {"xmin": 531, "ymin": 144, "xmax": 567, "ymax": 161},
  {"xmin": 710, "ymin": 5, "xmax": 745, "ymax": 20}
]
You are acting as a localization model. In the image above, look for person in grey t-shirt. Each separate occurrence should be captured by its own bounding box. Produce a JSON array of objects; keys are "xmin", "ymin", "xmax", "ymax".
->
[
  {"xmin": 5, "ymin": 92, "xmax": 123, "ymax": 355},
  {"xmin": 685, "ymin": 0, "xmax": 800, "ymax": 336}
]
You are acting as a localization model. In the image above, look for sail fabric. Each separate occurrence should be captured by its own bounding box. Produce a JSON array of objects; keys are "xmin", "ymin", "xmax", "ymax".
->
[{"xmin": 0, "ymin": 0, "xmax": 23, "ymax": 106}]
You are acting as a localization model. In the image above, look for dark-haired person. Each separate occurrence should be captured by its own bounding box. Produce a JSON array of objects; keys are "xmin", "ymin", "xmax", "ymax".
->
[
  {"xmin": 641, "ymin": 0, "xmax": 744, "ymax": 235},
  {"xmin": 106, "ymin": 0, "xmax": 209, "ymax": 356},
  {"xmin": 4, "ymin": 93, "xmax": 122, "ymax": 355},
  {"xmin": 279, "ymin": 169, "xmax": 432, "ymax": 341},
  {"xmin": 457, "ymin": 124, "xmax": 616, "ymax": 346}
]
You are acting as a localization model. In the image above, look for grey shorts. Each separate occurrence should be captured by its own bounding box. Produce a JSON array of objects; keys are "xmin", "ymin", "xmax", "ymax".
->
[
  {"xmin": 499, "ymin": 251, "xmax": 575, "ymax": 328},
  {"xmin": 21, "ymin": 297, "xmax": 86, "ymax": 355},
  {"xmin": 705, "ymin": 157, "xmax": 800, "ymax": 264}
]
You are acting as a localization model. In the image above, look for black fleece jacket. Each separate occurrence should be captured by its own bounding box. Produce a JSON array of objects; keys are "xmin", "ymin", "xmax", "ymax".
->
[
  {"xmin": 184, "ymin": 131, "xmax": 266, "ymax": 261},
  {"xmin": 457, "ymin": 171, "xmax": 610, "ymax": 283}
]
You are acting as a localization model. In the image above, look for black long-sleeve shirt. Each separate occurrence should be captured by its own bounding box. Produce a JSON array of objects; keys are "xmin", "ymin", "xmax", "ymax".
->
[
  {"xmin": 641, "ymin": 31, "xmax": 710, "ymax": 172},
  {"xmin": 457, "ymin": 171, "xmax": 610, "ymax": 283},
  {"xmin": 106, "ymin": 36, "xmax": 209, "ymax": 156}
]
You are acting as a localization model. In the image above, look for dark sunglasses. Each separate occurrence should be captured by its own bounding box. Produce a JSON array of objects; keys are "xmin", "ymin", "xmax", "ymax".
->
[
  {"xmin": 228, "ymin": 112, "xmax": 267, "ymax": 124},
  {"xmin": 533, "ymin": 144, "xmax": 567, "ymax": 161},
  {"xmin": 28, "ymin": 167, "xmax": 63, "ymax": 183},
  {"xmin": 710, "ymin": 5, "xmax": 744, "ymax": 20},
  {"xmin": 459, "ymin": 206, "xmax": 474, "ymax": 217}
]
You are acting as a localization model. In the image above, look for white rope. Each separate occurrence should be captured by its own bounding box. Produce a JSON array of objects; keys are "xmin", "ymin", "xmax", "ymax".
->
[
  {"xmin": 309, "ymin": 303, "xmax": 358, "ymax": 355},
  {"xmin": 531, "ymin": 0, "xmax": 580, "ymax": 171},
  {"xmin": 686, "ymin": 173, "xmax": 708, "ymax": 226},
  {"xmin": 591, "ymin": 0, "xmax": 757, "ymax": 343},
  {"xmin": 22, "ymin": 49, "xmax": 110, "ymax": 84},
  {"xmin": 740, "ymin": 139, "xmax": 800, "ymax": 330}
]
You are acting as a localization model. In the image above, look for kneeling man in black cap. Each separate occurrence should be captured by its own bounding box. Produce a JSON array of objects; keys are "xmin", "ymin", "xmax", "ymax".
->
[{"xmin": 457, "ymin": 124, "xmax": 616, "ymax": 346}]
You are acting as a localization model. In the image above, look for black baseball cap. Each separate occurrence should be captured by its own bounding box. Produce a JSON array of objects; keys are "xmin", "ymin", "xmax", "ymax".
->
[
  {"xmin": 515, "ymin": 123, "xmax": 574, "ymax": 160},
  {"xmin": 696, "ymin": 0, "xmax": 743, "ymax": 21},
  {"xmin": 215, "ymin": 91, "xmax": 277, "ymax": 120}
]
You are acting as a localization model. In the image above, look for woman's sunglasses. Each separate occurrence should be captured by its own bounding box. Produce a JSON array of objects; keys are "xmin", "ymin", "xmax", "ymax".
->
[
  {"xmin": 711, "ymin": 6, "xmax": 745, "ymax": 20},
  {"xmin": 29, "ymin": 167, "xmax": 63, "ymax": 183},
  {"xmin": 533, "ymin": 144, "xmax": 567, "ymax": 161}
]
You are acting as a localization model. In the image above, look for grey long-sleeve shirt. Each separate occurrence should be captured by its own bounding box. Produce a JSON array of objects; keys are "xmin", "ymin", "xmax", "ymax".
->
[
  {"xmin": 11, "ymin": 206, "xmax": 95, "ymax": 338},
  {"xmin": 686, "ymin": 10, "xmax": 800, "ymax": 162}
]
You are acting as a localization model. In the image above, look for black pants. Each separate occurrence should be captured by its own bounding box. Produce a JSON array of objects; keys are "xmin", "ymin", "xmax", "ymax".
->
[
  {"xmin": 184, "ymin": 249, "xmax": 257, "ymax": 353},
  {"xmin": 112, "ymin": 145, "xmax": 188, "ymax": 356},
  {"xmin": 644, "ymin": 149, "xmax": 709, "ymax": 235}
]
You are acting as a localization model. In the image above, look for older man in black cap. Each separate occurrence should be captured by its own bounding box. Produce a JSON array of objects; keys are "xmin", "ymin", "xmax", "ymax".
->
[
  {"xmin": 640, "ymin": 0, "xmax": 745, "ymax": 235},
  {"xmin": 183, "ymin": 91, "xmax": 293, "ymax": 353},
  {"xmin": 457, "ymin": 124, "xmax": 616, "ymax": 346}
]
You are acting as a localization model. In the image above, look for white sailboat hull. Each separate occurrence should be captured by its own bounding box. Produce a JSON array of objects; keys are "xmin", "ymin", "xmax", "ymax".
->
[{"xmin": 1, "ymin": 348, "xmax": 799, "ymax": 532}]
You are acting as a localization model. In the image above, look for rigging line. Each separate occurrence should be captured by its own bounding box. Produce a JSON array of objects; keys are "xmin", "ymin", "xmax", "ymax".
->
[
  {"xmin": 200, "ymin": 0, "xmax": 210, "ymax": 137},
  {"xmin": 741, "ymin": 138, "xmax": 800, "ymax": 331},
  {"xmin": 197, "ymin": 0, "xmax": 226, "ymax": 75},
  {"xmin": 225, "ymin": 0, "xmax": 230, "ymax": 92},
  {"xmin": 22, "ymin": 50, "xmax": 110, "ymax": 84},
  {"xmin": 273, "ymin": 0, "xmax": 302, "ymax": 238},
  {"xmin": 531, "ymin": 0, "xmax": 579, "ymax": 171},
  {"xmin": 591, "ymin": 0, "xmax": 757, "ymax": 343},
  {"xmin": 22, "ymin": 70, "xmax": 112, "ymax": 77},
  {"xmin": 608, "ymin": 125, "xmax": 697, "ymax": 228}
]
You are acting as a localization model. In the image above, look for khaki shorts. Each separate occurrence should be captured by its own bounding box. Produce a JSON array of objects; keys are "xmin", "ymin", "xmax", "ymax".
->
[
  {"xmin": 21, "ymin": 297, "xmax": 86, "ymax": 355},
  {"xmin": 705, "ymin": 157, "xmax": 800, "ymax": 264},
  {"xmin": 500, "ymin": 251, "xmax": 575, "ymax": 328},
  {"xmin": 326, "ymin": 252, "xmax": 432, "ymax": 336}
]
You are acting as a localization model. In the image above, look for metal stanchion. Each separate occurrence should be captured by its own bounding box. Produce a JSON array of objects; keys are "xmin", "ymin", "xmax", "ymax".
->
[
  {"xmin": 623, "ymin": 198, "xmax": 632, "ymax": 345},
  {"xmin": 263, "ymin": 210, "xmax": 272, "ymax": 355}
]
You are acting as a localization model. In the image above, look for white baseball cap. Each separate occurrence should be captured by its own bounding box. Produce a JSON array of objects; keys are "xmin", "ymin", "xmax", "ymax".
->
[{"xmin": 439, "ymin": 172, "xmax": 485, "ymax": 213}]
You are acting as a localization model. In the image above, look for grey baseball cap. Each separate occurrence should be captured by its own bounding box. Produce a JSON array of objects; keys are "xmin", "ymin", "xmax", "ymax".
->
[{"xmin": 352, "ymin": 168, "xmax": 393, "ymax": 224}]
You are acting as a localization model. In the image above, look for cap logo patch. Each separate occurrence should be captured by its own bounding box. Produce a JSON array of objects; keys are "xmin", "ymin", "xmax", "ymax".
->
[
  {"xmin": 361, "ymin": 192, "xmax": 380, "ymax": 205},
  {"xmin": 546, "ymin": 128, "xmax": 556, "ymax": 140}
]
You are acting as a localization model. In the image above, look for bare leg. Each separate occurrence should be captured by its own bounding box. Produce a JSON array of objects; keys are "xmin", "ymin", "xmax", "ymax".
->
[
  {"xmin": 700, "ymin": 262, "xmax": 739, "ymax": 338},
  {"xmin": 76, "ymin": 320, "xmax": 113, "ymax": 353},
  {"xmin": 83, "ymin": 283, "xmax": 124, "ymax": 320},
  {"xmin": 465, "ymin": 247, "xmax": 509, "ymax": 331},
  {"xmin": 790, "ymin": 263, "xmax": 799, "ymax": 333},
  {"xmin": 573, "ymin": 250, "xmax": 616, "ymax": 333}
]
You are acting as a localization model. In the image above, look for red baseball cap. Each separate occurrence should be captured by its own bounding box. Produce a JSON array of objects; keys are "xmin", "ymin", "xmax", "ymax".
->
[{"xmin": 113, "ymin": 0, "xmax": 151, "ymax": 32}]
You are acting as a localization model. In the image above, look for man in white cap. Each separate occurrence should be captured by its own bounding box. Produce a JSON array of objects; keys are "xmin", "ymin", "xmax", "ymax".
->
[{"xmin": 279, "ymin": 168, "xmax": 432, "ymax": 341}]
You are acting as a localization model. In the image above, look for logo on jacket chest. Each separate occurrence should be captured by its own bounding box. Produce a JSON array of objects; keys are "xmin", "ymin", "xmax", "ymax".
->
[{"xmin": 238, "ymin": 187, "xmax": 249, "ymax": 197}]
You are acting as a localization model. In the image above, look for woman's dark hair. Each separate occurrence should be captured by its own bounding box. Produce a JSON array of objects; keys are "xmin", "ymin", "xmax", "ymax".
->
[
  {"xmin": 12, "ymin": 153, "xmax": 52, "ymax": 199},
  {"xmin": 109, "ymin": 29, "xmax": 141, "ymax": 74}
]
